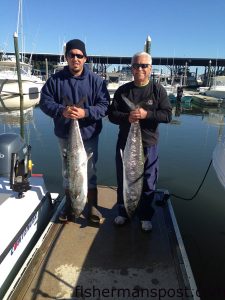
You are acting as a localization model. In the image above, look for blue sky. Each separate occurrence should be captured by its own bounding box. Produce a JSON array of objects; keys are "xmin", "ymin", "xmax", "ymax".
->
[{"xmin": 1, "ymin": 0, "xmax": 225, "ymax": 60}]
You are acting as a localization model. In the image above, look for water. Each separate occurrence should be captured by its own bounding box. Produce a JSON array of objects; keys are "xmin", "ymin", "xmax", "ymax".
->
[{"xmin": 0, "ymin": 103, "xmax": 225, "ymax": 300}]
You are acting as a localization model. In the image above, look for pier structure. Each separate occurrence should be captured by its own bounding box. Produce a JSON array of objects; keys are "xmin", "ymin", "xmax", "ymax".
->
[{"xmin": 1, "ymin": 51, "xmax": 225, "ymax": 82}]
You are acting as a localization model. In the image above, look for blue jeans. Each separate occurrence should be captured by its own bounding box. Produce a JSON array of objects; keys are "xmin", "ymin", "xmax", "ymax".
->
[
  {"xmin": 116, "ymin": 142, "xmax": 159, "ymax": 221},
  {"xmin": 58, "ymin": 136, "xmax": 99, "ymax": 190}
]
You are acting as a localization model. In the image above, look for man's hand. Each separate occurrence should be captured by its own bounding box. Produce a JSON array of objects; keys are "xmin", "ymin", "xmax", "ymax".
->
[
  {"xmin": 63, "ymin": 106, "xmax": 86, "ymax": 119},
  {"xmin": 128, "ymin": 108, "xmax": 147, "ymax": 123}
]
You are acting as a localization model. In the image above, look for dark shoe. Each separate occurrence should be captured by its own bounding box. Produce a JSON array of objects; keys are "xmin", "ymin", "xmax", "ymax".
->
[
  {"xmin": 87, "ymin": 188, "xmax": 103, "ymax": 224},
  {"xmin": 114, "ymin": 216, "xmax": 128, "ymax": 226},
  {"xmin": 141, "ymin": 220, "xmax": 152, "ymax": 232},
  {"xmin": 59, "ymin": 192, "xmax": 72, "ymax": 222},
  {"xmin": 59, "ymin": 206, "xmax": 75, "ymax": 222},
  {"xmin": 59, "ymin": 211, "xmax": 68, "ymax": 222},
  {"xmin": 59, "ymin": 207, "xmax": 69, "ymax": 222}
]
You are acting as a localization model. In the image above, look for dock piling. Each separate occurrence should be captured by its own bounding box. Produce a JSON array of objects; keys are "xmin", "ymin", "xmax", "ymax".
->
[{"xmin": 13, "ymin": 32, "xmax": 24, "ymax": 139}]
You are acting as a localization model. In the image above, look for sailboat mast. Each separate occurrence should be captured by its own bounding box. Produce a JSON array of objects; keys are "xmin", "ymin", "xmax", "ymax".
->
[{"xmin": 16, "ymin": 0, "xmax": 21, "ymax": 35}]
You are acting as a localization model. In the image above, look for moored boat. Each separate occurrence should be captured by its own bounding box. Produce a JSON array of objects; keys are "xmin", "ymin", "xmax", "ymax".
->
[
  {"xmin": 205, "ymin": 76, "xmax": 225, "ymax": 99},
  {"xmin": 191, "ymin": 94, "xmax": 223, "ymax": 106},
  {"xmin": 0, "ymin": 0, "xmax": 45, "ymax": 112},
  {"xmin": 0, "ymin": 56, "xmax": 44, "ymax": 111},
  {"xmin": 106, "ymin": 73, "xmax": 121, "ymax": 100},
  {"xmin": 0, "ymin": 133, "xmax": 58, "ymax": 299},
  {"xmin": 106, "ymin": 72, "xmax": 131, "ymax": 100}
]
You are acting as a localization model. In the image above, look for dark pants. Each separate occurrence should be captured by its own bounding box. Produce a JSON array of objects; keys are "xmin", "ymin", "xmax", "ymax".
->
[{"xmin": 116, "ymin": 142, "xmax": 159, "ymax": 221}]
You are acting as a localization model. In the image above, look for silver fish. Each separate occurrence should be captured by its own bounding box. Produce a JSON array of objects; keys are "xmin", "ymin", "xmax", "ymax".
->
[
  {"xmin": 121, "ymin": 95, "xmax": 145, "ymax": 217},
  {"xmin": 67, "ymin": 103, "xmax": 91, "ymax": 217}
]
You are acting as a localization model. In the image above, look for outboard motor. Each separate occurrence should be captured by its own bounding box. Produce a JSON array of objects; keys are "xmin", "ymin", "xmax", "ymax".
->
[{"xmin": 0, "ymin": 133, "xmax": 32, "ymax": 198}]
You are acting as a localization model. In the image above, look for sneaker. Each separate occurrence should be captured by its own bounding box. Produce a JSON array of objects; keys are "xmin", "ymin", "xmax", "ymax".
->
[
  {"xmin": 141, "ymin": 221, "xmax": 152, "ymax": 232},
  {"xmin": 58, "ymin": 210, "xmax": 68, "ymax": 222},
  {"xmin": 114, "ymin": 216, "xmax": 128, "ymax": 226},
  {"xmin": 88, "ymin": 206, "xmax": 104, "ymax": 224}
]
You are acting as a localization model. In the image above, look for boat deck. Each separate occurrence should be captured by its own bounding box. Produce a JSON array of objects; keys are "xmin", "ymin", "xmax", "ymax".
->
[
  {"xmin": 0, "ymin": 175, "xmax": 54, "ymax": 299},
  {"xmin": 6, "ymin": 186, "xmax": 198, "ymax": 300}
]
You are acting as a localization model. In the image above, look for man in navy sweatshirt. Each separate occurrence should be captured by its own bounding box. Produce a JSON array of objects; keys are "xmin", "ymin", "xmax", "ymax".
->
[{"xmin": 40, "ymin": 39, "xmax": 110, "ymax": 223}]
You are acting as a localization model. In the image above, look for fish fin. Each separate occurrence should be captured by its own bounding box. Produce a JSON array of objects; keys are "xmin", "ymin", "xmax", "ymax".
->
[
  {"xmin": 121, "ymin": 94, "xmax": 136, "ymax": 111},
  {"xmin": 137, "ymin": 100, "xmax": 151, "ymax": 109},
  {"xmin": 76, "ymin": 97, "xmax": 87, "ymax": 108},
  {"xmin": 61, "ymin": 96, "xmax": 87, "ymax": 108},
  {"xmin": 62, "ymin": 95, "xmax": 73, "ymax": 107},
  {"xmin": 87, "ymin": 152, "xmax": 93, "ymax": 160},
  {"xmin": 121, "ymin": 94, "xmax": 150, "ymax": 110},
  {"xmin": 120, "ymin": 149, "xmax": 124, "ymax": 161}
]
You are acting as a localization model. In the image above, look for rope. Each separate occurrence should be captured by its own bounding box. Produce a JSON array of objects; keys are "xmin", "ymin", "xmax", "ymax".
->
[{"xmin": 170, "ymin": 159, "xmax": 212, "ymax": 201}]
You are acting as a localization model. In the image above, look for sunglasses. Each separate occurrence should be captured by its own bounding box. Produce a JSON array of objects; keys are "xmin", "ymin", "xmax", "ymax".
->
[
  {"xmin": 132, "ymin": 63, "xmax": 150, "ymax": 69},
  {"xmin": 68, "ymin": 53, "xmax": 84, "ymax": 59}
]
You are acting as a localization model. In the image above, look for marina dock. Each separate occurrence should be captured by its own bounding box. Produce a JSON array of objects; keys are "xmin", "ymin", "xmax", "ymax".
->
[{"xmin": 5, "ymin": 186, "xmax": 198, "ymax": 300}]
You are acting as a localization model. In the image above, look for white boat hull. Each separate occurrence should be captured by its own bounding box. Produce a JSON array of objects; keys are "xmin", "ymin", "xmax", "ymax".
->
[
  {"xmin": 213, "ymin": 141, "xmax": 225, "ymax": 189},
  {"xmin": 205, "ymin": 90, "xmax": 225, "ymax": 99},
  {"xmin": 205, "ymin": 76, "xmax": 225, "ymax": 99},
  {"xmin": 0, "ymin": 80, "xmax": 43, "ymax": 111},
  {"xmin": 0, "ymin": 175, "xmax": 55, "ymax": 297}
]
